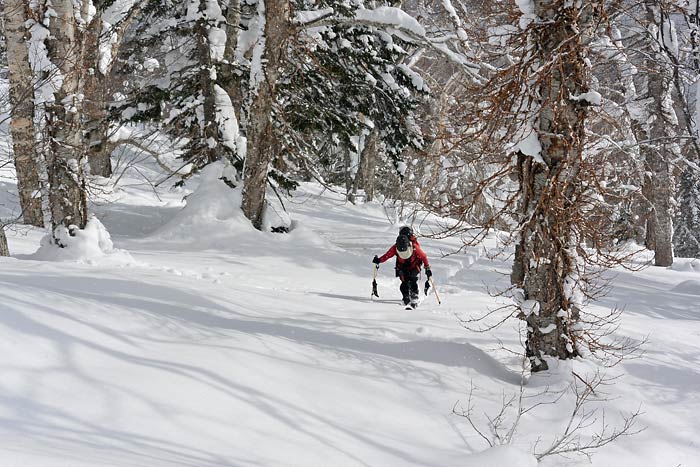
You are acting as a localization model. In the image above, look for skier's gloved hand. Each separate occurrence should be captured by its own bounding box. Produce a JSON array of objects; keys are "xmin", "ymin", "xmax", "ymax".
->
[
  {"xmin": 425, "ymin": 268, "xmax": 432, "ymax": 278},
  {"xmin": 372, "ymin": 255, "xmax": 381, "ymax": 265}
]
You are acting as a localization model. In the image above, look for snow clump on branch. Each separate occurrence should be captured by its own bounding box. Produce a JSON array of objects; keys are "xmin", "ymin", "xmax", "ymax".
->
[{"xmin": 31, "ymin": 217, "xmax": 134, "ymax": 264}]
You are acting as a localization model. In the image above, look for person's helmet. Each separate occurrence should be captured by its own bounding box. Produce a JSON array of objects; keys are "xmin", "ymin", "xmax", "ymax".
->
[
  {"xmin": 399, "ymin": 226, "xmax": 413, "ymax": 238},
  {"xmin": 396, "ymin": 234, "xmax": 413, "ymax": 259}
]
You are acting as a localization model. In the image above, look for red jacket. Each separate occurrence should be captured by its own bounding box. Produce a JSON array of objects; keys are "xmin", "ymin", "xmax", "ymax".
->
[{"xmin": 378, "ymin": 240, "xmax": 430, "ymax": 272}]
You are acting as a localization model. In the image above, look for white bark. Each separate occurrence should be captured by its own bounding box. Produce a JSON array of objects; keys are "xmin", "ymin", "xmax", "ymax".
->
[
  {"xmin": 46, "ymin": 0, "xmax": 88, "ymax": 233},
  {"xmin": 5, "ymin": 0, "xmax": 43, "ymax": 226},
  {"xmin": 223, "ymin": 0, "xmax": 243, "ymax": 117}
]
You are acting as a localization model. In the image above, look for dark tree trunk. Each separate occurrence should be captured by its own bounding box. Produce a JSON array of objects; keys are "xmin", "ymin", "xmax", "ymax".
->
[
  {"xmin": 362, "ymin": 129, "xmax": 379, "ymax": 202},
  {"xmin": 83, "ymin": 4, "xmax": 145, "ymax": 178},
  {"xmin": 635, "ymin": 1, "xmax": 676, "ymax": 267},
  {"xmin": 0, "ymin": 225, "xmax": 9, "ymax": 256},
  {"xmin": 512, "ymin": 1, "xmax": 596, "ymax": 372},
  {"xmin": 83, "ymin": 17, "xmax": 113, "ymax": 178},
  {"xmin": 241, "ymin": 0, "xmax": 290, "ymax": 229},
  {"xmin": 673, "ymin": 167, "xmax": 700, "ymax": 258},
  {"xmin": 344, "ymin": 148, "xmax": 354, "ymax": 199}
]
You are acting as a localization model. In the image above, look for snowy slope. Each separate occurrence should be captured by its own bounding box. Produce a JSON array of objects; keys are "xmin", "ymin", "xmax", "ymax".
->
[{"xmin": 0, "ymin": 163, "xmax": 698, "ymax": 467}]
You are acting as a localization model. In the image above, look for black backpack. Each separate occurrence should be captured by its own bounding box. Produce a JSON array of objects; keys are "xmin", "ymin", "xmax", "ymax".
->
[{"xmin": 396, "ymin": 234, "xmax": 413, "ymax": 258}]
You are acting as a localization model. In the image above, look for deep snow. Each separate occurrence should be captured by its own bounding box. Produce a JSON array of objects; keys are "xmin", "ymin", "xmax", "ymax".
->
[{"xmin": 0, "ymin": 159, "xmax": 698, "ymax": 467}]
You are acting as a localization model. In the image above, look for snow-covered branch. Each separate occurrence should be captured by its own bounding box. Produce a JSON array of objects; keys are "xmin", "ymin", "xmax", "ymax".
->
[{"xmin": 293, "ymin": 6, "xmax": 483, "ymax": 84}]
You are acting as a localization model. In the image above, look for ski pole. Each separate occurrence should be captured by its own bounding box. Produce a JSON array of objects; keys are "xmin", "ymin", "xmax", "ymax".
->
[
  {"xmin": 429, "ymin": 277, "xmax": 441, "ymax": 305},
  {"xmin": 371, "ymin": 264, "xmax": 379, "ymax": 298}
]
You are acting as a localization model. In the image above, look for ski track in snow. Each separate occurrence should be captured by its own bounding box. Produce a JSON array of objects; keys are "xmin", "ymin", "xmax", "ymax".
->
[{"xmin": 0, "ymin": 163, "xmax": 699, "ymax": 467}]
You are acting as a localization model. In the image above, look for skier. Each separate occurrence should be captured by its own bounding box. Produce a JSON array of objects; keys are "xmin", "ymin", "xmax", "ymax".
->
[{"xmin": 373, "ymin": 228, "xmax": 432, "ymax": 308}]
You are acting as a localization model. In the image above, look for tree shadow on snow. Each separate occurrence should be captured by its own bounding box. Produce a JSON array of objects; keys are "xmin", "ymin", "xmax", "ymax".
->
[
  {"xmin": 0, "ymin": 272, "xmax": 518, "ymax": 383},
  {"xmin": 622, "ymin": 360, "xmax": 700, "ymax": 406},
  {"xmin": 93, "ymin": 201, "xmax": 184, "ymax": 238},
  {"xmin": 597, "ymin": 271, "xmax": 700, "ymax": 322},
  {"xmin": 0, "ymin": 271, "xmax": 518, "ymax": 466}
]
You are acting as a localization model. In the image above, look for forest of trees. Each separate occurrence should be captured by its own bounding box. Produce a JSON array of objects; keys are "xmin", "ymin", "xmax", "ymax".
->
[{"xmin": 0, "ymin": 0, "xmax": 699, "ymax": 373}]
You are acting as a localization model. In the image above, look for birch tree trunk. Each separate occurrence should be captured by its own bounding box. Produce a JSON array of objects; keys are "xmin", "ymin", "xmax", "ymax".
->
[
  {"xmin": 241, "ymin": 0, "xmax": 290, "ymax": 230},
  {"xmin": 46, "ymin": 0, "xmax": 88, "ymax": 233},
  {"xmin": 511, "ymin": 0, "xmax": 596, "ymax": 372},
  {"xmin": 5, "ymin": 0, "xmax": 43, "ymax": 226},
  {"xmin": 223, "ymin": 0, "xmax": 243, "ymax": 115},
  {"xmin": 196, "ymin": 1, "xmax": 221, "ymax": 167}
]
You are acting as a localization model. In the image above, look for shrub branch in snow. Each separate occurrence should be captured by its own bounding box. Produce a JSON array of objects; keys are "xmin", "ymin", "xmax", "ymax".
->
[{"xmin": 455, "ymin": 368, "xmax": 644, "ymax": 463}]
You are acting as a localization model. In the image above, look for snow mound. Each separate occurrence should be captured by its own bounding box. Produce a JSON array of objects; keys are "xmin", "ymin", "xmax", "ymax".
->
[
  {"xmin": 154, "ymin": 162, "xmax": 256, "ymax": 247},
  {"xmin": 29, "ymin": 216, "xmax": 134, "ymax": 264},
  {"xmin": 154, "ymin": 164, "xmax": 335, "ymax": 254},
  {"xmin": 670, "ymin": 258, "xmax": 700, "ymax": 273},
  {"xmin": 671, "ymin": 280, "xmax": 700, "ymax": 295},
  {"xmin": 465, "ymin": 445, "xmax": 537, "ymax": 467},
  {"xmin": 285, "ymin": 222, "xmax": 334, "ymax": 249}
]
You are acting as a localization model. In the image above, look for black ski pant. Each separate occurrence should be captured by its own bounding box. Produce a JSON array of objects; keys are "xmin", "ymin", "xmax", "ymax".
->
[{"xmin": 397, "ymin": 269, "xmax": 419, "ymax": 304}]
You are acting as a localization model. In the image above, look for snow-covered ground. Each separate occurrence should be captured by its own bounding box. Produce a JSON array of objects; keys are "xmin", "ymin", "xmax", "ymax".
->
[{"xmin": 0, "ymin": 160, "xmax": 698, "ymax": 467}]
